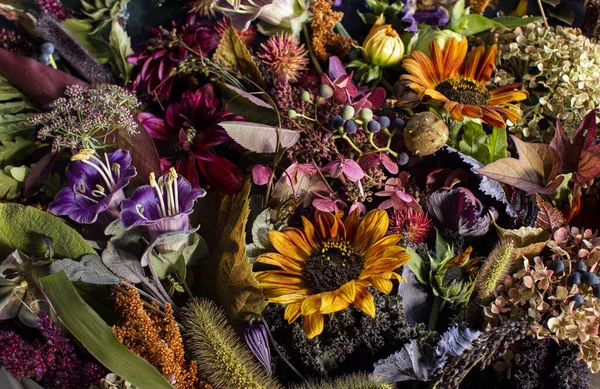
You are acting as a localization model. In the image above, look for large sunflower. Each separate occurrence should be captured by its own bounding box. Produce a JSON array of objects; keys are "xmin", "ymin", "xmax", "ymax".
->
[
  {"xmin": 400, "ymin": 38, "xmax": 528, "ymax": 128},
  {"xmin": 255, "ymin": 209, "xmax": 410, "ymax": 339}
]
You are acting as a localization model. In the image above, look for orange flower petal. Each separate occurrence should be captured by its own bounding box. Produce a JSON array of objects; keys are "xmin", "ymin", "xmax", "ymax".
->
[
  {"xmin": 284, "ymin": 227, "xmax": 313, "ymax": 256},
  {"xmin": 480, "ymin": 106, "xmax": 509, "ymax": 128},
  {"xmin": 303, "ymin": 313, "xmax": 324, "ymax": 339},
  {"xmin": 409, "ymin": 50, "xmax": 439, "ymax": 85},
  {"xmin": 353, "ymin": 209, "xmax": 388, "ymax": 254},
  {"xmin": 255, "ymin": 270, "xmax": 303, "ymax": 285},
  {"xmin": 370, "ymin": 276, "xmax": 394, "ymax": 294},
  {"xmin": 443, "ymin": 38, "xmax": 468, "ymax": 78},
  {"xmin": 337, "ymin": 280, "xmax": 357, "ymax": 303},
  {"xmin": 301, "ymin": 294, "xmax": 322, "ymax": 315},
  {"xmin": 320, "ymin": 291, "xmax": 351, "ymax": 314},
  {"xmin": 445, "ymin": 101, "xmax": 465, "ymax": 121},
  {"xmin": 462, "ymin": 45, "xmax": 484, "ymax": 80},
  {"xmin": 354, "ymin": 288, "xmax": 376, "ymax": 317},
  {"xmin": 268, "ymin": 230, "xmax": 309, "ymax": 263},
  {"xmin": 284, "ymin": 302, "xmax": 302, "ymax": 323},
  {"xmin": 421, "ymin": 89, "xmax": 450, "ymax": 102},
  {"xmin": 430, "ymin": 39, "xmax": 444, "ymax": 81},
  {"xmin": 475, "ymin": 44, "xmax": 498, "ymax": 83},
  {"xmin": 462, "ymin": 104, "xmax": 483, "ymax": 118},
  {"xmin": 256, "ymin": 252, "xmax": 302, "ymax": 273},
  {"xmin": 344, "ymin": 208, "xmax": 361, "ymax": 243},
  {"xmin": 301, "ymin": 216, "xmax": 319, "ymax": 248},
  {"xmin": 269, "ymin": 293, "xmax": 309, "ymax": 304},
  {"xmin": 486, "ymin": 90, "xmax": 528, "ymax": 106}
]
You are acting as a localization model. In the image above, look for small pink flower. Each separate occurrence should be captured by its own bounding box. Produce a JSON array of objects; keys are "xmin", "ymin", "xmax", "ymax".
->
[
  {"xmin": 323, "ymin": 159, "xmax": 365, "ymax": 182},
  {"xmin": 312, "ymin": 192, "xmax": 345, "ymax": 212},
  {"xmin": 375, "ymin": 176, "xmax": 420, "ymax": 211},
  {"xmin": 251, "ymin": 164, "xmax": 272, "ymax": 185}
]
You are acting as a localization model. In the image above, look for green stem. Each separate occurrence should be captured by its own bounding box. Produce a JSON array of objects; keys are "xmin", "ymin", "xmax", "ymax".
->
[
  {"xmin": 303, "ymin": 25, "xmax": 323, "ymax": 76},
  {"xmin": 429, "ymin": 295, "xmax": 444, "ymax": 331},
  {"xmin": 335, "ymin": 22, "xmax": 352, "ymax": 39},
  {"xmin": 380, "ymin": 76, "xmax": 394, "ymax": 94}
]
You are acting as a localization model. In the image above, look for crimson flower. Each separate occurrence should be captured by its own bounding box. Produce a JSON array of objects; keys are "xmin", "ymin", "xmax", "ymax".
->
[
  {"xmin": 138, "ymin": 84, "xmax": 244, "ymax": 194},
  {"xmin": 128, "ymin": 15, "xmax": 219, "ymax": 101}
]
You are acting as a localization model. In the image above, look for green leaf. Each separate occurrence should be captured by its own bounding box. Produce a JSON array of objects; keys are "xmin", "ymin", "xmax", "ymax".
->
[
  {"xmin": 458, "ymin": 122, "xmax": 488, "ymax": 163},
  {"xmin": 200, "ymin": 178, "xmax": 266, "ymax": 325},
  {"xmin": 453, "ymin": 14, "xmax": 504, "ymax": 36},
  {"xmin": 215, "ymin": 83, "xmax": 278, "ymax": 126},
  {"xmin": 492, "ymin": 16, "xmax": 543, "ymax": 28},
  {"xmin": 448, "ymin": 0, "xmax": 466, "ymax": 29},
  {"xmin": 486, "ymin": 127, "xmax": 508, "ymax": 163},
  {"xmin": 0, "ymin": 165, "xmax": 29, "ymax": 199},
  {"xmin": 0, "ymin": 203, "xmax": 96, "ymax": 260},
  {"xmin": 108, "ymin": 18, "xmax": 134, "ymax": 84},
  {"xmin": 405, "ymin": 246, "xmax": 428, "ymax": 285},
  {"xmin": 0, "ymin": 137, "xmax": 36, "ymax": 166},
  {"xmin": 62, "ymin": 18, "xmax": 111, "ymax": 64},
  {"xmin": 213, "ymin": 24, "xmax": 266, "ymax": 88},
  {"xmin": 0, "ymin": 113, "xmax": 35, "ymax": 141},
  {"xmin": 39, "ymin": 271, "xmax": 175, "ymax": 389}
]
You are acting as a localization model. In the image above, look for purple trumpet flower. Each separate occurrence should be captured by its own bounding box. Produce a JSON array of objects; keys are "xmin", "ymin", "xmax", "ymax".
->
[
  {"xmin": 120, "ymin": 168, "xmax": 205, "ymax": 240},
  {"xmin": 401, "ymin": 0, "xmax": 450, "ymax": 32},
  {"xmin": 245, "ymin": 321, "xmax": 272, "ymax": 375},
  {"xmin": 49, "ymin": 149, "xmax": 136, "ymax": 224}
]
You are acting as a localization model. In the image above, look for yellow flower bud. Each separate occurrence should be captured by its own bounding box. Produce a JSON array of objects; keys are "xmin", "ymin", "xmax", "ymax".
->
[{"xmin": 362, "ymin": 14, "xmax": 404, "ymax": 68}]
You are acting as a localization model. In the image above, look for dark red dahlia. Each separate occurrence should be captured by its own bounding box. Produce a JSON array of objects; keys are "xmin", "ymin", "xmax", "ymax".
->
[
  {"xmin": 389, "ymin": 208, "xmax": 431, "ymax": 244},
  {"xmin": 36, "ymin": 0, "xmax": 69, "ymax": 19},
  {"xmin": 128, "ymin": 15, "xmax": 219, "ymax": 101},
  {"xmin": 138, "ymin": 84, "xmax": 244, "ymax": 194}
]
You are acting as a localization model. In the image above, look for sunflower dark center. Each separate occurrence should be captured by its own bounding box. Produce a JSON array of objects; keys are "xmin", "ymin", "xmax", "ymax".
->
[
  {"xmin": 435, "ymin": 76, "xmax": 490, "ymax": 105},
  {"xmin": 302, "ymin": 240, "xmax": 364, "ymax": 293},
  {"xmin": 443, "ymin": 266, "xmax": 467, "ymax": 285}
]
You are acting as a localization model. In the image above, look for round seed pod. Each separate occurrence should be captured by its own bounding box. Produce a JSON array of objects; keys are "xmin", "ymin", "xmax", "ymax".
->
[{"xmin": 403, "ymin": 112, "xmax": 449, "ymax": 156}]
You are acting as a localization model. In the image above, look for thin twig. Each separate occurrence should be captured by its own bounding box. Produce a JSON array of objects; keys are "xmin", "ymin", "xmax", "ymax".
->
[{"xmin": 536, "ymin": 0, "xmax": 550, "ymax": 29}]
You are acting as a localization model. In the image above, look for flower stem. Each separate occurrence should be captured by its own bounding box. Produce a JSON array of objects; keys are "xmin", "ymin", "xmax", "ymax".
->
[
  {"xmin": 303, "ymin": 25, "xmax": 323, "ymax": 76},
  {"xmin": 429, "ymin": 295, "xmax": 444, "ymax": 331}
]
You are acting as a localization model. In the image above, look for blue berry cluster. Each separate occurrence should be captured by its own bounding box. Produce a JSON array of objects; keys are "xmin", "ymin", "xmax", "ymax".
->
[{"xmin": 551, "ymin": 259, "xmax": 600, "ymax": 308}]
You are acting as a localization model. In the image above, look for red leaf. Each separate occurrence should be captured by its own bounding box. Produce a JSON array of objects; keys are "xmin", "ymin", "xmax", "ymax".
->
[
  {"xmin": 115, "ymin": 120, "xmax": 162, "ymax": 187},
  {"xmin": 550, "ymin": 110, "xmax": 600, "ymax": 183},
  {"xmin": 0, "ymin": 48, "xmax": 88, "ymax": 107},
  {"xmin": 535, "ymin": 194, "xmax": 566, "ymax": 231},
  {"xmin": 475, "ymin": 136, "xmax": 564, "ymax": 195}
]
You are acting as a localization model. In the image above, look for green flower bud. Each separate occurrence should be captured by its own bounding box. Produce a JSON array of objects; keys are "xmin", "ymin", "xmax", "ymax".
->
[
  {"xmin": 288, "ymin": 109, "xmax": 298, "ymax": 119},
  {"xmin": 358, "ymin": 108, "xmax": 374, "ymax": 122},
  {"xmin": 318, "ymin": 84, "xmax": 334, "ymax": 99},
  {"xmin": 340, "ymin": 105, "xmax": 355, "ymax": 120},
  {"xmin": 362, "ymin": 14, "xmax": 404, "ymax": 68},
  {"xmin": 411, "ymin": 29, "xmax": 464, "ymax": 56},
  {"xmin": 300, "ymin": 91, "xmax": 311, "ymax": 102}
]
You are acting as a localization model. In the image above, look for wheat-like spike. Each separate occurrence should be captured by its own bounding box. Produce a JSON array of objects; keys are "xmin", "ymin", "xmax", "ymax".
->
[
  {"xmin": 476, "ymin": 241, "xmax": 516, "ymax": 300},
  {"xmin": 181, "ymin": 298, "xmax": 283, "ymax": 389},
  {"xmin": 291, "ymin": 373, "xmax": 394, "ymax": 389}
]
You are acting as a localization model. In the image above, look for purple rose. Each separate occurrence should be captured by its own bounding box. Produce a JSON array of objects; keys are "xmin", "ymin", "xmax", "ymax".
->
[{"xmin": 49, "ymin": 149, "xmax": 136, "ymax": 225}]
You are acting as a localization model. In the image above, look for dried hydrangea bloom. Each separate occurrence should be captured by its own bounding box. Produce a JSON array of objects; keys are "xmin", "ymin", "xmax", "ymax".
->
[{"xmin": 497, "ymin": 23, "xmax": 600, "ymax": 139}]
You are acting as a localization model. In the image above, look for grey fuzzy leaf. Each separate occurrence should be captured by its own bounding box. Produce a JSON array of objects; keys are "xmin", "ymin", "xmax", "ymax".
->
[
  {"xmin": 50, "ymin": 254, "xmax": 120, "ymax": 284},
  {"xmin": 102, "ymin": 241, "xmax": 145, "ymax": 283},
  {"xmin": 437, "ymin": 324, "xmax": 481, "ymax": 358}
]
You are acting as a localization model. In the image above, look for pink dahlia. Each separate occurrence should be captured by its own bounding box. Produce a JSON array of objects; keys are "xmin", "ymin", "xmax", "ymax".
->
[
  {"xmin": 257, "ymin": 33, "xmax": 308, "ymax": 83},
  {"xmin": 128, "ymin": 15, "xmax": 219, "ymax": 101},
  {"xmin": 137, "ymin": 84, "xmax": 244, "ymax": 194}
]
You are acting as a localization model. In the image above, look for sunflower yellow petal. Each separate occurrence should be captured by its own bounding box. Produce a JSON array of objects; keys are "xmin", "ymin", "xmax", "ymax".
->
[
  {"xmin": 269, "ymin": 293, "xmax": 309, "ymax": 304},
  {"xmin": 354, "ymin": 209, "xmax": 388, "ymax": 254},
  {"xmin": 354, "ymin": 288, "xmax": 376, "ymax": 317},
  {"xmin": 256, "ymin": 252, "xmax": 302, "ymax": 273},
  {"xmin": 320, "ymin": 291, "xmax": 351, "ymax": 314},
  {"xmin": 268, "ymin": 230, "xmax": 309, "ymax": 263},
  {"xmin": 337, "ymin": 280, "xmax": 357, "ymax": 303},
  {"xmin": 284, "ymin": 302, "xmax": 303, "ymax": 323},
  {"xmin": 301, "ymin": 294, "xmax": 322, "ymax": 316},
  {"xmin": 370, "ymin": 276, "xmax": 394, "ymax": 294},
  {"xmin": 303, "ymin": 313, "xmax": 324, "ymax": 339}
]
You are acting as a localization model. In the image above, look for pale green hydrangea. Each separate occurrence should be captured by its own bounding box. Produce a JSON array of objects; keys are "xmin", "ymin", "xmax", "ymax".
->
[{"xmin": 496, "ymin": 23, "xmax": 600, "ymax": 140}]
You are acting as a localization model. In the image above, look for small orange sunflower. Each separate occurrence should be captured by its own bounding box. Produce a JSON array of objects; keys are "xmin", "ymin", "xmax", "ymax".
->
[
  {"xmin": 400, "ymin": 38, "xmax": 528, "ymax": 128},
  {"xmin": 255, "ymin": 209, "xmax": 410, "ymax": 339}
]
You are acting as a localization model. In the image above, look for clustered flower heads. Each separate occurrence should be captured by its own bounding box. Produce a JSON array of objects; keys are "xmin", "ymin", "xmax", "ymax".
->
[
  {"xmin": 497, "ymin": 23, "xmax": 600, "ymax": 138},
  {"xmin": 29, "ymin": 85, "xmax": 141, "ymax": 152}
]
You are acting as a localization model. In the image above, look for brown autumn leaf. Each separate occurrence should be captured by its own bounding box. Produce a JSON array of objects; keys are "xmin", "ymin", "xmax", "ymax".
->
[
  {"xmin": 494, "ymin": 219, "xmax": 550, "ymax": 259},
  {"xmin": 199, "ymin": 178, "xmax": 266, "ymax": 326},
  {"xmin": 213, "ymin": 23, "xmax": 266, "ymax": 88},
  {"xmin": 535, "ymin": 194, "xmax": 566, "ymax": 232},
  {"xmin": 475, "ymin": 135, "xmax": 564, "ymax": 195}
]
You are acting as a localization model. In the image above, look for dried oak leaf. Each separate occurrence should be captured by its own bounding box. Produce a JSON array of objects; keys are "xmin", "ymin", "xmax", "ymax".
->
[
  {"xmin": 475, "ymin": 135, "xmax": 564, "ymax": 195},
  {"xmin": 535, "ymin": 194, "xmax": 566, "ymax": 232},
  {"xmin": 549, "ymin": 110, "xmax": 600, "ymax": 184}
]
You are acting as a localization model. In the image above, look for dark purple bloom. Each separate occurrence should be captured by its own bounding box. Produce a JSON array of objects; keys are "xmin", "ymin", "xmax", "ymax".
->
[
  {"xmin": 401, "ymin": 0, "xmax": 449, "ymax": 32},
  {"xmin": 245, "ymin": 321, "xmax": 272, "ymax": 375},
  {"xmin": 49, "ymin": 149, "xmax": 136, "ymax": 225},
  {"xmin": 425, "ymin": 187, "xmax": 495, "ymax": 241},
  {"xmin": 120, "ymin": 169, "xmax": 205, "ymax": 240},
  {"xmin": 128, "ymin": 15, "xmax": 219, "ymax": 101},
  {"xmin": 0, "ymin": 312, "xmax": 106, "ymax": 388}
]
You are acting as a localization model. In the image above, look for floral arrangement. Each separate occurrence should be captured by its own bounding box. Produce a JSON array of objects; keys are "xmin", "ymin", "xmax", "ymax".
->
[{"xmin": 0, "ymin": 0, "xmax": 599, "ymax": 388}]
